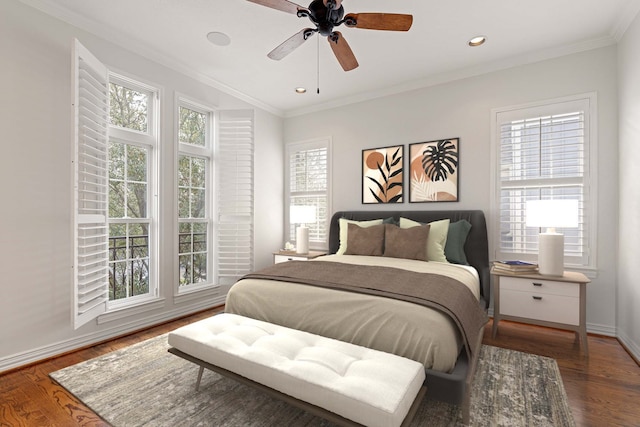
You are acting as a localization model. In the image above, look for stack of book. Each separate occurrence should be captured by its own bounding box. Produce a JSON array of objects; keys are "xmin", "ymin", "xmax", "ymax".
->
[{"xmin": 492, "ymin": 260, "xmax": 538, "ymax": 274}]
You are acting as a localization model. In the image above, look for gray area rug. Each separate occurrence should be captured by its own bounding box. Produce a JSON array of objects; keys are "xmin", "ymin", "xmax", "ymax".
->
[{"xmin": 50, "ymin": 334, "xmax": 575, "ymax": 427}]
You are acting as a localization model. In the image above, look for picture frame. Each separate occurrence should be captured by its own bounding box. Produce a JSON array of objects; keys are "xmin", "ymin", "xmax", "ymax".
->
[
  {"xmin": 409, "ymin": 138, "xmax": 459, "ymax": 202},
  {"xmin": 362, "ymin": 145, "xmax": 404, "ymax": 204}
]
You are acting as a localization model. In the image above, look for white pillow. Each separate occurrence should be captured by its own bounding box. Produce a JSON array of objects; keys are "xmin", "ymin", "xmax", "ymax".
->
[
  {"xmin": 336, "ymin": 218, "xmax": 384, "ymax": 255},
  {"xmin": 399, "ymin": 217, "xmax": 450, "ymax": 263}
]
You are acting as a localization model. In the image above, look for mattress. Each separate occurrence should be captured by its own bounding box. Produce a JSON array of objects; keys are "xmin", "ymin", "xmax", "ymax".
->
[{"xmin": 225, "ymin": 254, "xmax": 481, "ymax": 373}]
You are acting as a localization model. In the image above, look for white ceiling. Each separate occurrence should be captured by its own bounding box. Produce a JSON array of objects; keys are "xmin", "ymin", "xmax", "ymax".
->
[{"xmin": 22, "ymin": 0, "xmax": 640, "ymax": 117}]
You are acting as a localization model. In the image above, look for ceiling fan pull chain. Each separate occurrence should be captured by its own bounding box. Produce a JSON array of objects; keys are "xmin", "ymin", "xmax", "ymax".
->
[{"xmin": 317, "ymin": 34, "xmax": 320, "ymax": 94}]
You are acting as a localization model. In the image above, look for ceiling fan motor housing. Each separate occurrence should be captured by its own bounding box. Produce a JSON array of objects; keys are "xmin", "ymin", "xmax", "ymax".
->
[{"xmin": 307, "ymin": 0, "xmax": 344, "ymax": 36}]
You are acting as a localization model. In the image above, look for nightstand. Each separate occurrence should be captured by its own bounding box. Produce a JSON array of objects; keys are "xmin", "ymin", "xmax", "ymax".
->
[
  {"xmin": 273, "ymin": 250, "xmax": 326, "ymax": 264},
  {"xmin": 491, "ymin": 267, "xmax": 590, "ymax": 354}
]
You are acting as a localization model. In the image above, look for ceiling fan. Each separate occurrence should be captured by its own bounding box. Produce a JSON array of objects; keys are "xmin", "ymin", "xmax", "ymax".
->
[{"xmin": 247, "ymin": 0, "xmax": 413, "ymax": 71}]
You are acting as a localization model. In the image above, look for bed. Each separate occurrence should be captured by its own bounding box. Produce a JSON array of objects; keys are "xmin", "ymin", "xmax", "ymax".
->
[{"xmin": 225, "ymin": 210, "xmax": 490, "ymax": 422}]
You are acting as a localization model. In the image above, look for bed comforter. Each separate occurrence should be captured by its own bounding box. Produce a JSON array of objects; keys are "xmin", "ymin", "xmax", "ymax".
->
[{"xmin": 225, "ymin": 254, "xmax": 487, "ymax": 373}]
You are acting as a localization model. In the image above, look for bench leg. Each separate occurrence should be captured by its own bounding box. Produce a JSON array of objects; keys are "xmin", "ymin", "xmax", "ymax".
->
[{"xmin": 195, "ymin": 365, "xmax": 205, "ymax": 391}]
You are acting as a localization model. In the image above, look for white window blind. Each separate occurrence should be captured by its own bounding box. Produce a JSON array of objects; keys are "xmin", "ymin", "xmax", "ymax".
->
[
  {"xmin": 285, "ymin": 139, "xmax": 331, "ymax": 248},
  {"xmin": 495, "ymin": 97, "xmax": 593, "ymax": 267},
  {"xmin": 72, "ymin": 39, "xmax": 110, "ymax": 328},
  {"xmin": 216, "ymin": 110, "xmax": 254, "ymax": 286}
]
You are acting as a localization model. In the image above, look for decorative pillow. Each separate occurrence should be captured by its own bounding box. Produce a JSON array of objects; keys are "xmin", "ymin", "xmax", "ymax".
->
[
  {"xmin": 344, "ymin": 223, "xmax": 385, "ymax": 256},
  {"xmin": 383, "ymin": 224, "xmax": 429, "ymax": 261},
  {"xmin": 445, "ymin": 219, "xmax": 472, "ymax": 265},
  {"xmin": 399, "ymin": 217, "xmax": 450, "ymax": 263},
  {"xmin": 382, "ymin": 216, "xmax": 399, "ymax": 226},
  {"xmin": 337, "ymin": 218, "xmax": 384, "ymax": 255}
]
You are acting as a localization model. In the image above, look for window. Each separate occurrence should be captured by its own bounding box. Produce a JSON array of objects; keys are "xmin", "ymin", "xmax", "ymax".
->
[
  {"xmin": 71, "ymin": 40, "xmax": 254, "ymax": 329},
  {"xmin": 72, "ymin": 40, "xmax": 159, "ymax": 328},
  {"xmin": 285, "ymin": 138, "xmax": 332, "ymax": 249},
  {"xmin": 492, "ymin": 94, "xmax": 596, "ymax": 269},
  {"xmin": 107, "ymin": 75, "xmax": 158, "ymax": 304},
  {"xmin": 177, "ymin": 99, "xmax": 212, "ymax": 290}
]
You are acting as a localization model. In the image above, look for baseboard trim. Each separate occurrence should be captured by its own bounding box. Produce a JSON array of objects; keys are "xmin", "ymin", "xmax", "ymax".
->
[
  {"xmin": 617, "ymin": 331, "xmax": 640, "ymax": 366},
  {"xmin": 0, "ymin": 295, "xmax": 226, "ymax": 374},
  {"xmin": 586, "ymin": 322, "xmax": 616, "ymax": 337}
]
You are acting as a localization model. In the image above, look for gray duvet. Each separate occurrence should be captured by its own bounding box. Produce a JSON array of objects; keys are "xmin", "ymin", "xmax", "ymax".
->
[{"xmin": 225, "ymin": 254, "xmax": 481, "ymax": 373}]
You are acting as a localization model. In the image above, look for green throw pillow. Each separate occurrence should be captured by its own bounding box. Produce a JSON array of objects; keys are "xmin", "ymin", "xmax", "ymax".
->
[{"xmin": 445, "ymin": 219, "xmax": 472, "ymax": 265}]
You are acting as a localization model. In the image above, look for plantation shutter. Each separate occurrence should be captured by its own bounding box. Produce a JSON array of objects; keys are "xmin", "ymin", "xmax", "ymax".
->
[
  {"xmin": 497, "ymin": 99, "xmax": 589, "ymax": 266},
  {"xmin": 286, "ymin": 139, "xmax": 330, "ymax": 247},
  {"xmin": 71, "ymin": 40, "xmax": 110, "ymax": 328},
  {"xmin": 216, "ymin": 110, "xmax": 254, "ymax": 286}
]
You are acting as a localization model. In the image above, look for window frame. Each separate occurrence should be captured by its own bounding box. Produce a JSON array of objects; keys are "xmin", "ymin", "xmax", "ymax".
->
[
  {"xmin": 106, "ymin": 72, "xmax": 160, "ymax": 311},
  {"xmin": 175, "ymin": 95, "xmax": 216, "ymax": 294},
  {"xmin": 490, "ymin": 93, "xmax": 598, "ymax": 272},
  {"xmin": 284, "ymin": 137, "xmax": 332, "ymax": 250}
]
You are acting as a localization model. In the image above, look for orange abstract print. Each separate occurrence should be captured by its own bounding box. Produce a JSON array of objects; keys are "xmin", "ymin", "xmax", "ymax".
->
[{"xmin": 362, "ymin": 145, "xmax": 403, "ymax": 204}]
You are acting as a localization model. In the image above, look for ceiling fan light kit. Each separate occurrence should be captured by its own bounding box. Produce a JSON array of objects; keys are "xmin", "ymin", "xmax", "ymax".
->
[{"xmin": 247, "ymin": 0, "xmax": 413, "ymax": 71}]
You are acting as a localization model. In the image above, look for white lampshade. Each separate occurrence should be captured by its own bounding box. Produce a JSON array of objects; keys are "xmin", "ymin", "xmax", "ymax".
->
[
  {"xmin": 526, "ymin": 199, "xmax": 578, "ymax": 276},
  {"xmin": 290, "ymin": 206, "xmax": 316, "ymax": 254},
  {"xmin": 526, "ymin": 200, "xmax": 579, "ymax": 230},
  {"xmin": 290, "ymin": 205, "xmax": 316, "ymax": 225}
]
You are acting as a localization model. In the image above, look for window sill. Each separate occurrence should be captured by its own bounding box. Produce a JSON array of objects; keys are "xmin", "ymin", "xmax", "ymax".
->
[
  {"xmin": 174, "ymin": 283, "xmax": 220, "ymax": 305},
  {"xmin": 98, "ymin": 297, "xmax": 166, "ymax": 325}
]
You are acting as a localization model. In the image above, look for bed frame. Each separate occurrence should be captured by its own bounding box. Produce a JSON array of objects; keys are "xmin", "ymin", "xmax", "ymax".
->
[{"xmin": 329, "ymin": 210, "xmax": 490, "ymax": 422}]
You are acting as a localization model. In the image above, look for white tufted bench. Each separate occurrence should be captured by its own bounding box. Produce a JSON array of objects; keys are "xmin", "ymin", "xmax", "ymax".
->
[{"xmin": 168, "ymin": 313, "xmax": 426, "ymax": 427}]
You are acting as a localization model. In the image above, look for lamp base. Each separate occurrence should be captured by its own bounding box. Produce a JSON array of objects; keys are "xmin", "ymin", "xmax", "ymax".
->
[
  {"xmin": 538, "ymin": 232, "xmax": 564, "ymax": 276},
  {"xmin": 296, "ymin": 226, "xmax": 309, "ymax": 254}
]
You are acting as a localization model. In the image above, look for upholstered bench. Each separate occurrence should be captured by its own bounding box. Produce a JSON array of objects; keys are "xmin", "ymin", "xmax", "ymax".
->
[{"xmin": 168, "ymin": 313, "xmax": 426, "ymax": 427}]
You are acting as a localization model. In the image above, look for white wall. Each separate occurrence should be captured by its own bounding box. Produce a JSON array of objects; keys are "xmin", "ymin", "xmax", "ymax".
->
[
  {"xmin": 285, "ymin": 46, "xmax": 620, "ymax": 336},
  {"xmin": 617, "ymin": 13, "xmax": 640, "ymax": 360},
  {"xmin": 0, "ymin": 1, "xmax": 283, "ymax": 371}
]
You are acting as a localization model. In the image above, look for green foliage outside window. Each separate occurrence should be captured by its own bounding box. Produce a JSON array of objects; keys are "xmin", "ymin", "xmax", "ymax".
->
[
  {"xmin": 179, "ymin": 106, "xmax": 206, "ymax": 146},
  {"xmin": 108, "ymin": 82, "xmax": 151, "ymax": 300},
  {"xmin": 110, "ymin": 83, "xmax": 148, "ymax": 132}
]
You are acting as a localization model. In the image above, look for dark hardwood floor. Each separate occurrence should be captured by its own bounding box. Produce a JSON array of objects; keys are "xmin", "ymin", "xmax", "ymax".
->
[{"xmin": 1, "ymin": 309, "xmax": 639, "ymax": 426}]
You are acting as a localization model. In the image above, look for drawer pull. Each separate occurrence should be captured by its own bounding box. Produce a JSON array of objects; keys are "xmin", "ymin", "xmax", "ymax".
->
[
  {"xmin": 532, "ymin": 282, "xmax": 543, "ymax": 287},
  {"xmin": 532, "ymin": 296, "xmax": 543, "ymax": 301}
]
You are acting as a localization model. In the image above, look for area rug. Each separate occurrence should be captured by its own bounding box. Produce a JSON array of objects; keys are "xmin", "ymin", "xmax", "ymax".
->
[{"xmin": 50, "ymin": 335, "xmax": 575, "ymax": 427}]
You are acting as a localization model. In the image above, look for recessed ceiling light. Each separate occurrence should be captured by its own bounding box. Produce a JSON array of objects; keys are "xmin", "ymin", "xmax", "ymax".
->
[
  {"xmin": 468, "ymin": 35, "xmax": 487, "ymax": 47},
  {"xmin": 295, "ymin": 87, "xmax": 307, "ymax": 94},
  {"xmin": 206, "ymin": 31, "xmax": 231, "ymax": 46}
]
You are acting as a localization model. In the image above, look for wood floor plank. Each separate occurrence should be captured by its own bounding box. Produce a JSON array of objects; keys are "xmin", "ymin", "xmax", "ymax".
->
[{"xmin": 1, "ymin": 308, "xmax": 639, "ymax": 427}]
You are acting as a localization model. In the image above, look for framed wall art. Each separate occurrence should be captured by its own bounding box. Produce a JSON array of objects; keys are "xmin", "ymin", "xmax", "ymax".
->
[
  {"xmin": 409, "ymin": 138, "xmax": 459, "ymax": 202},
  {"xmin": 362, "ymin": 145, "xmax": 403, "ymax": 204}
]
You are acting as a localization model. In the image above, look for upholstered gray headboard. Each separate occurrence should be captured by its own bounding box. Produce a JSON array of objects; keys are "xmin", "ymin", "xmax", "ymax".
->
[{"xmin": 329, "ymin": 210, "xmax": 490, "ymax": 309}]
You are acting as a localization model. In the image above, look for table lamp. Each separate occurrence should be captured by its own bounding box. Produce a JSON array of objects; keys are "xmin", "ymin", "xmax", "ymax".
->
[
  {"xmin": 290, "ymin": 206, "xmax": 316, "ymax": 254},
  {"xmin": 526, "ymin": 199, "xmax": 578, "ymax": 276}
]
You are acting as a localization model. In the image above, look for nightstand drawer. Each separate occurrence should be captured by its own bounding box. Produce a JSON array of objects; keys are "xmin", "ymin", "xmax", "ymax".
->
[
  {"xmin": 274, "ymin": 254, "xmax": 309, "ymax": 263},
  {"xmin": 500, "ymin": 289, "xmax": 579, "ymax": 325},
  {"xmin": 501, "ymin": 276, "xmax": 579, "ymax": 298}
]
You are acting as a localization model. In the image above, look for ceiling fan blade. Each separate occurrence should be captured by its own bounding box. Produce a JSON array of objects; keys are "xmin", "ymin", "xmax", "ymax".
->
[
  {"xmin": 247, "ymin": 0, "xmax": 305, "ymax": 14},
  {"xmin": 328, "ymin": 31, "xmax": 358, "ymax": 71},
  {"xmin": 268, "ymin": 28, "xmax": 315, "ymax": 60},
  {"xmin": 344, "ymin": 13, "xmax": 413, "ymax": 31}
]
